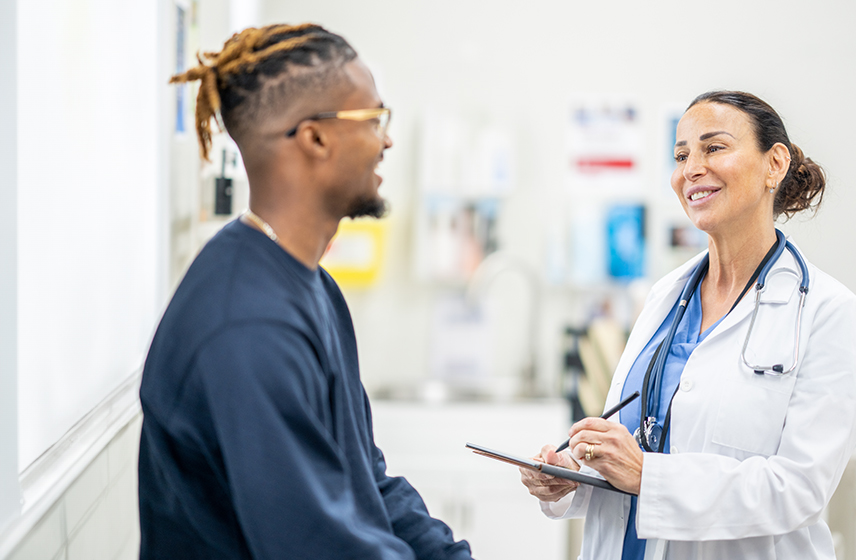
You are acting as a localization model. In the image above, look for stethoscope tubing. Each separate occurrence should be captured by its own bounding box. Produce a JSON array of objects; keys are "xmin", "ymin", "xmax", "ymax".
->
[
  {"xmin": 648, "ymin": 253, "xmax": 709, "ymax": 420},
  {"xmin": 641, "ymin": 229, "xmax": 809, "ymax": 452},
  {"xmin": 740, "ymin": 233, "xmax": 809, "ymax": 376}
]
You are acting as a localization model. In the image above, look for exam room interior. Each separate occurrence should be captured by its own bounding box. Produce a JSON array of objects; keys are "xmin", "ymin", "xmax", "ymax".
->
[{"xmin": 2, "ymin": 0, "xmax": 856, "ymax": 559}]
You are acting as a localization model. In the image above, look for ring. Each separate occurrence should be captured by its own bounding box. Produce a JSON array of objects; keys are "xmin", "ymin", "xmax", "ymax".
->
[{"xmin": 585, "ymin": 443, "xmax": 596, "ymax": 462}]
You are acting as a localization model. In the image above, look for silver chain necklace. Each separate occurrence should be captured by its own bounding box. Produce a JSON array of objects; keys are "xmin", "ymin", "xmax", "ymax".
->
[{"xmin": 244, "ymin": 210, "xmax": 279, "ymax": 243}]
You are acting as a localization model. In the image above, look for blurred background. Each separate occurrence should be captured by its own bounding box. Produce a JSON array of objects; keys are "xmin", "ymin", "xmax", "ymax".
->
[{"xmin": 1, "ymin": 0, "xmax": 855, "ymax": 558}]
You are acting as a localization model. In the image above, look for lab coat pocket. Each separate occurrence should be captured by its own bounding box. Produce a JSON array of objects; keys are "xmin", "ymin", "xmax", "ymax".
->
[{"xmin": 711, "ymin": 378, "xmax": 791, "ymax": 456}]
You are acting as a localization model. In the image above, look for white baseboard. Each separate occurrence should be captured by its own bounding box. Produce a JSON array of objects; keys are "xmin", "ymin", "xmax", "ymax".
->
[{"xmin": 0, "ymin": 371, "xmax": 142, "ymax": 559}]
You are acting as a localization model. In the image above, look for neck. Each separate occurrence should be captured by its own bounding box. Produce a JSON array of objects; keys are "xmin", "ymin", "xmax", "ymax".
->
[
  {"xmin": 705, "ymin": 222, "xmax": 777, "ymax": 297},
  {"xmin": 243, "ymin": 193, "xmax": 339, "ymax": 271}
]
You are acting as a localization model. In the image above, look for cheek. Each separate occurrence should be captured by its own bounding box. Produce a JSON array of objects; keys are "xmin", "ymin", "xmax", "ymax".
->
[
  {"xmin": 719, "ymin": 158, "xmax": 763, "ymax": 200},
  {"xmin": 670, "ymin": 167, "xmax": 685, "ymax": 200}
]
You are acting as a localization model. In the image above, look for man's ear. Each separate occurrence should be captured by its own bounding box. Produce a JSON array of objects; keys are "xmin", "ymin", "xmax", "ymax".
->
[{"xmin": 294, "ymin": 121, "xmax": 333, "ymax": 161}]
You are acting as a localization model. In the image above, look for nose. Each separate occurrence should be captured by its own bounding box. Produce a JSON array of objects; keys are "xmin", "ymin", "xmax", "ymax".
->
[
  {"xmin": 682, "ymin": 150, "xmax": 706, "ymax": 182},
  {"xmin": 383, "ymin": 132, "xmax": 393, "ymax": 150}
]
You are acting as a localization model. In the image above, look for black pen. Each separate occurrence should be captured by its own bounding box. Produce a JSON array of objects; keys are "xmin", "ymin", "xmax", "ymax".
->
[{"xmin": 555, "ymin": 390, "xmax": 640, "ymax": 453}]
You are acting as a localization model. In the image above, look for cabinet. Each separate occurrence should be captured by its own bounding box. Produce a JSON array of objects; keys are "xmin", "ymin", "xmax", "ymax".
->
[{"xmin": 371, "ymin": 400, "xmax": 572, "ymax": 559}]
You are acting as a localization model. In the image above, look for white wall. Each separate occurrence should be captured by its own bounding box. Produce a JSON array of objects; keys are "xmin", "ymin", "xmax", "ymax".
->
[
  {"xmin": 16, "ymin": 0, "xmax": 162, "ymax": 469},
  {"xmin": 5, "ymin": 416, "xmax": 142, "ymax": 560},
  {"xmin": 260, "ymin": 0, "xmax": 856, "ymax": 394},
  {"xmin": 0, "ymin": 0, "xmax": 22, "ymax": 532}
]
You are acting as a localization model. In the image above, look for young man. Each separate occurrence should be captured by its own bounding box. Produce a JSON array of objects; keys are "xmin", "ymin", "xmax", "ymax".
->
[{"xmin": 139, "ymin": 24, "xmax": 472, "ymax": 559}]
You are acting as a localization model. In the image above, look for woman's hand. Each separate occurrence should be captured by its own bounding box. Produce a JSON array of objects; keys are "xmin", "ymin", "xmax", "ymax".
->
[
  {"xmin": 568, "ymin": 418, "xmax": 644, "ymax": 495},
  {"xmin": 519, "ymin": 444, "xmax": 581, "ymax": 502}
]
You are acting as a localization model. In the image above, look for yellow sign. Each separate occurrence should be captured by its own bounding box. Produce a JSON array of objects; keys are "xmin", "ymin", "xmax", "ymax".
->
[{"xmin": 321, "ymin": 218, "xmax": 387, "ymax": 288}]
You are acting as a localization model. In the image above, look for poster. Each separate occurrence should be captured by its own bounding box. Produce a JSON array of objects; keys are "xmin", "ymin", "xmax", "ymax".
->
[{"xmin": 565, "ymin": 96, "xmax": 642, "ymax": 195}]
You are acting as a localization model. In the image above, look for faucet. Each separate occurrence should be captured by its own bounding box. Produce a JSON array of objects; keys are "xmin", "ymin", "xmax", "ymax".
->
[{"xmin": 465, "ymin": 250, "xmax": 542, "ymax": 398}]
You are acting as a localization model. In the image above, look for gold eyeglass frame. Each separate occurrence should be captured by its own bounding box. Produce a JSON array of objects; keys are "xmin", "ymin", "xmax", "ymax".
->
[{"xmin": 285, "ymin": 107, "xmax": 391, "ymax": 138}]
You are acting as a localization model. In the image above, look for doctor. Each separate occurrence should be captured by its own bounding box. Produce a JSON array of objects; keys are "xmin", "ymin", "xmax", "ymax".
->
[{"xmin": 521, "ymin": 91, "xmax": 856, "ymax": 559}]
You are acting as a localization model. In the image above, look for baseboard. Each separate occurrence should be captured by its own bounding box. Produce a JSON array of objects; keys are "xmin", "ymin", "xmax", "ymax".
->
[{"xmin": 0, "ymin": 371, "xmax": 142, "ymax": 559}]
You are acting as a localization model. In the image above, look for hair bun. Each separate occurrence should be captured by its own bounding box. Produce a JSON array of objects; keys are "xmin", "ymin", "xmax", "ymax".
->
[{"xmin": 776, "ymin": 143, "xmax": 825, "ymax": 218}]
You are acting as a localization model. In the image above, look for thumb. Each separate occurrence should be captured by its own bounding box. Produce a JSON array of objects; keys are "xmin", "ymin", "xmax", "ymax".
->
[{"xmin": 544, "ymin": 448, "xmax": 576, "ymax": 468}]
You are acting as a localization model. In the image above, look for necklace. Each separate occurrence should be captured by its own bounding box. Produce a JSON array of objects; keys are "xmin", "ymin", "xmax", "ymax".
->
[{"xmin": 244, "ymin": 210, "xmax": 279, "ymax": 243}]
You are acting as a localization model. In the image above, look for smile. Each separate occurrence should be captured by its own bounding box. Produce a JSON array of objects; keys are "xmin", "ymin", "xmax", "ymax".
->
[{"xmin": 686, "ymin": 188, "xmax": 720, "ymax": 204}]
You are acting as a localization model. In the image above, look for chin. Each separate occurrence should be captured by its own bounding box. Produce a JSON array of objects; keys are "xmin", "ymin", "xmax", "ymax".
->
[{"xmin": 345, "ymin": 195, "xmax": 388, "ymax": 219}]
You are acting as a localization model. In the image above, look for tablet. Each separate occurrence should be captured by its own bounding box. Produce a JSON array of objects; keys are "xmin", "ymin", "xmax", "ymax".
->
[{"xmin": 465, "ymin": 442, "xmax": 631, "ymax": 495}]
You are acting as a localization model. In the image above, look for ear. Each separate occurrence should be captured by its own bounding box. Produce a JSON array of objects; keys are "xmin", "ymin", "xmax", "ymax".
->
[
  {"xmin": 767, "ymin": 142, "xmax": 791, "ymax": 186},
  {"xmin": 293, "ymin": 121, "xmax": 333, "ymax": 161}
]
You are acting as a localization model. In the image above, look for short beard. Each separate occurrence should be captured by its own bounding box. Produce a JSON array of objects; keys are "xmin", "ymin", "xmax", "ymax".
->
[{"xmin": 345, "ymin": 195, "xmax": 389, "ymax": 219}]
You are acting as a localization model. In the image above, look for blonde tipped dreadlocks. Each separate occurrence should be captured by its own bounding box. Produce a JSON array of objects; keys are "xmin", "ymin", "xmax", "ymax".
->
[{"xmin": 169, "ymin": 23, "xmax": 357, "ymax": 161}]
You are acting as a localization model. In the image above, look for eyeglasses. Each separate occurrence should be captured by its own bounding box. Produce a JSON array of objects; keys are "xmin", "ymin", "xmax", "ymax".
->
[{"xmin": 285, "ymin": 107, "xmax": 392, "ymax": 138}]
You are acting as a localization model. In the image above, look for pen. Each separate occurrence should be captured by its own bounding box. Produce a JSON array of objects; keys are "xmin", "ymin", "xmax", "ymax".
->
[{"xmin": 555, "ymin": 390, "xmax": 640, "ymax": 453}]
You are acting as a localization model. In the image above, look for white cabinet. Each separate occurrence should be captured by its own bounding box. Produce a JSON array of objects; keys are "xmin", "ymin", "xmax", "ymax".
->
[{"xmin": 371, "ymin": 400, "xmax": 571, "ymax": 559}]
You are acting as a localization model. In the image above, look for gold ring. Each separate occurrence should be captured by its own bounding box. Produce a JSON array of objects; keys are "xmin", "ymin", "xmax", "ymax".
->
[{"xmin": 585, "ymin": 443, "xmax": 596, "ymax": 462}]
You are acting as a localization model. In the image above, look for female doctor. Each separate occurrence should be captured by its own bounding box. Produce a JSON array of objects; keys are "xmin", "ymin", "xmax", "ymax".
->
[{"xmin": 521, "ymin": 91, "xmax": 856, "ymax": 559}]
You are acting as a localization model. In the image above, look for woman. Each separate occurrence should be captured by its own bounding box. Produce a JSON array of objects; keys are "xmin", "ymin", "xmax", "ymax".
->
[{"xmin": 521, "ymin": 91, "xmax": 856, "ymax": 559}]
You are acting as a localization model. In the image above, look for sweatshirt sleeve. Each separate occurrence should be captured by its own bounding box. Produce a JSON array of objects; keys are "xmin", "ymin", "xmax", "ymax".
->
[
  {"xmin": 363, "ymin": 393, "xmax": 473, "ymax": 560},
  {"xmin": 196, "ymin": 323, "xmax": 415, "ymax": 560}
]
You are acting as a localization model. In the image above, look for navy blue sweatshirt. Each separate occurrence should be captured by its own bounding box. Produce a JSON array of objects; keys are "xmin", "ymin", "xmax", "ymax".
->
[{"xmin": 138, "ymin": 220, "xmax": 472, "ymax": 560}]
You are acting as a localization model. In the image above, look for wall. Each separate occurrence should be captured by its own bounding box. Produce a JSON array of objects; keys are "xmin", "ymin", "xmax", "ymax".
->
[
  {"xmin": 4, "ymin": 416, "xmax": 142, "ymax": 560},
  {"xmin": 0, "ymin": 0, "xmax": 22, "ymax": 530},
  {"xmin": 16, "ymin": 0, "xmax": 162, "ymax": 470},
  {"xmin": 1, "ymin": 0, "xmax": 172, "ymax": 553}
]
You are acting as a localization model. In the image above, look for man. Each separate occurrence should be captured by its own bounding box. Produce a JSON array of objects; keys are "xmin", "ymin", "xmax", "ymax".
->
[{"xmin": 139, "ymin": 23, "xmax": 472, "ymax": 559}]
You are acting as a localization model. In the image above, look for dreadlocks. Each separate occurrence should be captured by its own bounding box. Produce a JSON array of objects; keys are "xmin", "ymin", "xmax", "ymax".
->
[{"xmin": 170, "ymin": 23, "xmax": 357, "ymax": 161}]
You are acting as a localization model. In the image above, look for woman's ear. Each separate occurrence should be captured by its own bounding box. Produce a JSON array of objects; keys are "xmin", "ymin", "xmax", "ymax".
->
[{"xmin": 769, "ymin": 142, "xmax": 791, "ymax": 185}]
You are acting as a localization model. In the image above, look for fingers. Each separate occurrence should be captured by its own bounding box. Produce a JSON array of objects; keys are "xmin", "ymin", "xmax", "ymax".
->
[
  {"xmin": 567, "ymin": 418, "xmax": 627, "ymax": 462},
  {"xmin": 565, "ymin": 421, "xmax": 644, "ymax": 495},
  {"xmin": 519, "ymin": 465, "xmax": 580, "ymax": 502},
  {"xmin": 568, "ymin": 417, "xmax": 616, "ymax": 439},
  {"xmin": 519, "ymin": 445, "xmax": 581, "ymax": 502}
]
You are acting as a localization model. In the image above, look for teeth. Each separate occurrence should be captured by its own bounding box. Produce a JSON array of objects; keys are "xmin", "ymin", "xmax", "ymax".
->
[{"xmin": 690, "ymin": 190, "xmax": 713, "ymax": 201}]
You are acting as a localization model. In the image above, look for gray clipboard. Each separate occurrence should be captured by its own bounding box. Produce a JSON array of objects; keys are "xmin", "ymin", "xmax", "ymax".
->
[{"xmin": 465, "ymin": 442, "xmax": 631, "ymax": 495}]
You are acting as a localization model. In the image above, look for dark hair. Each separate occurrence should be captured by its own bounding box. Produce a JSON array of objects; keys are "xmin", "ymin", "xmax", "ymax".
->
[
  {"xmin": 688, "ymin": 91, "xmax": 825, "ymax": 220},
  {"xmin": 170, "ymin": 23, "xmax": 357, "ymax": 160}
]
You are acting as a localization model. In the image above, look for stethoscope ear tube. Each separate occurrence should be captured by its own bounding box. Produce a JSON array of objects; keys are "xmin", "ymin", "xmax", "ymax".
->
[
  {"xmin": 740, "ymin": 232, "xmax": 809, "ymax": 376},
  {"xmin": 638, "ymin": 230, "xmax": 809, "ymax": 453},
  {"xmin": 741, "ymin": 288, "xmax": 807, "ymax": 376}
]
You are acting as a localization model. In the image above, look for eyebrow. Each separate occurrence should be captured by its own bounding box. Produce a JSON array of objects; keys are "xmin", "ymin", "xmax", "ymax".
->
[
  {"xmin": 674, "ymin": 130, "xmax": 735, "ymax": 148},
  {"xmin": 699, "ymin": 130, "xmax": 734, "ymax": 141}
]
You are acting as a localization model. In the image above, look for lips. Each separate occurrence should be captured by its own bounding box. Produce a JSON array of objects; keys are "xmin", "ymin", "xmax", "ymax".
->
[
  {"xmin": 374, "ymin": 153, "xmax": 385, "ymax": 184},
  {"xmin": 686, "ymin": 186, "xmax": 720, "ymax": 204}
]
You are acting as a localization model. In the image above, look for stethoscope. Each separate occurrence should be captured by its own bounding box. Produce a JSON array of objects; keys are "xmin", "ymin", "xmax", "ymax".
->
[{"xmin": 635, "ymin": 229, "xmax": 810, "ymax": 453}]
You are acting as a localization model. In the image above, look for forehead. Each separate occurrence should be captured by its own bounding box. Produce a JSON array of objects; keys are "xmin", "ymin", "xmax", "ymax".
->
[
  {"xmin": 339, "ymin": 58, "xmax": 382, "ymax": 109},
  {"xmin": 676, "ymin": 102, "xmax": 754, "ymax": 141}
]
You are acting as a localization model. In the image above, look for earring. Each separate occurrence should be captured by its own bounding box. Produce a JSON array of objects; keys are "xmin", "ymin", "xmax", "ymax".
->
[{"xmin": 769, "ymin": 182, "xmax": 777, "ymax": 194}]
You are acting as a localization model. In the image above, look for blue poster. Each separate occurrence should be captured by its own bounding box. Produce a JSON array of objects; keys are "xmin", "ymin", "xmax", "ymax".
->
[{"xmin": 606, "ymin": 205, "xmax": 645, "ymax": 280}]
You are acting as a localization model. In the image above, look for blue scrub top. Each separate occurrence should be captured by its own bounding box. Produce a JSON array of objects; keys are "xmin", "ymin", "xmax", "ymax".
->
[{"xmin": 617, "ymin": 271, "xmax": 723, "ymax": 560}]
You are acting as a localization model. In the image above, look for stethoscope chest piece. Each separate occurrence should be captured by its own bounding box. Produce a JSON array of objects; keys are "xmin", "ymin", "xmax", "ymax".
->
[{"xmin": 634, "ymin": 417, "xmax": 663, "ymax": 452}]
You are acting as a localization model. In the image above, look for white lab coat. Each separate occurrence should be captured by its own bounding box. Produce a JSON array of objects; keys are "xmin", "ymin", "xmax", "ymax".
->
[{"xmin": 542, "ymin": 239, "xmax": 856, "ymax": 559}]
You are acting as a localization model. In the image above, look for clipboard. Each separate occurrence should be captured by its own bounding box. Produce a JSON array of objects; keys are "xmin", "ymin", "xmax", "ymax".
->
[{"xmin": 465, "ymin": 442, "xmax": 631, "ymax": 495}]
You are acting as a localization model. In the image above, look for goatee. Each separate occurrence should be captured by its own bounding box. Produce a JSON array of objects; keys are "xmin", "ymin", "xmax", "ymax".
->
[{"xmin": 346, "ymin": 196, "xmax": 389, "ymax": 219}]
